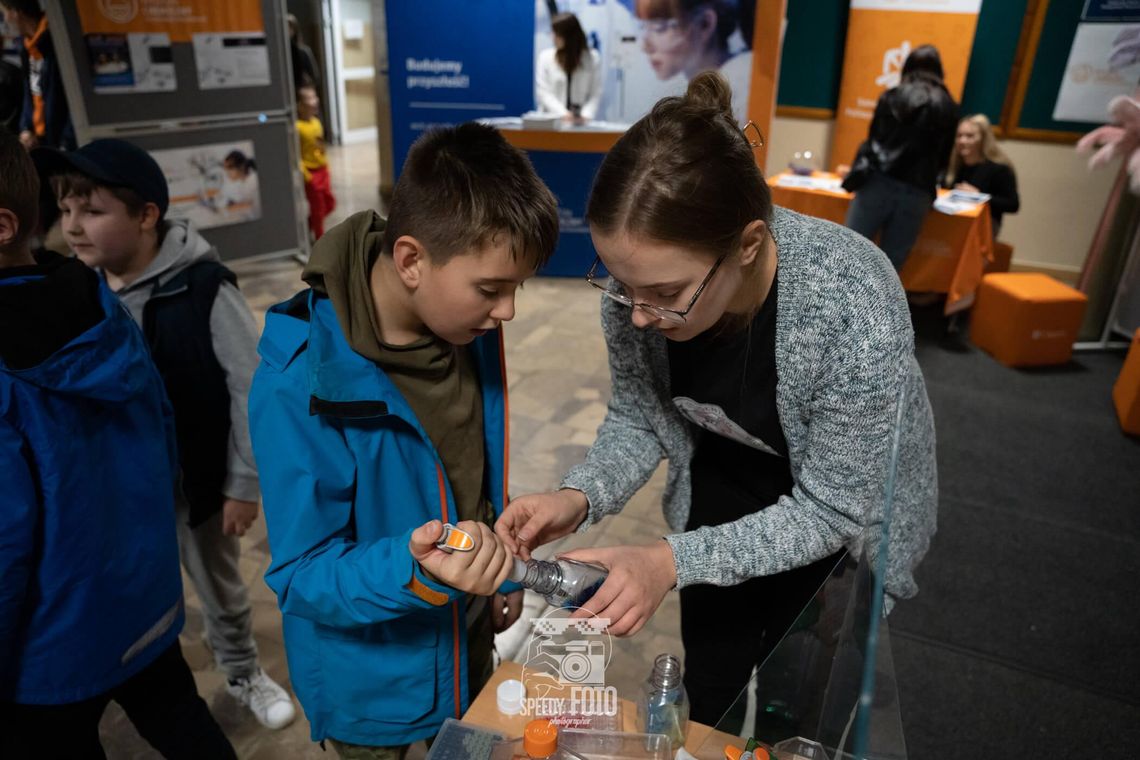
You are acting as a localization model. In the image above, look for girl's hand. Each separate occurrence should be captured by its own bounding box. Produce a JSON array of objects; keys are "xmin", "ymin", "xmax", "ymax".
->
[
  {"xmin": 495, "ymin": 489, "xmax": 588, "ymax": 559},
  {"xmin": 563, "ymin": 540, "xmax": 677, "ymax": 637},
  {"xmin": 954, "ymin": 181, "xmax": 980, "ymax": 193}
]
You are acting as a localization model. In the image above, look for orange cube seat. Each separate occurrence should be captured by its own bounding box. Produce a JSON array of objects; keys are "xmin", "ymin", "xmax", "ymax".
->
[
  {"xmin": 970, "ymin": 273, "xmax": 1087, "ymax": 367},
  {"xmin": 1113, "ymin": 329, "xmax": 1140, "ymax": 436},
  {"xmin": 986, "ymin": 242, "xmax": 1013, "ymax": 274}
]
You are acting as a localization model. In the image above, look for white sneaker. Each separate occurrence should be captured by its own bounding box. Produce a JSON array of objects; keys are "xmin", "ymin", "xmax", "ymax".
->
[{"xmin": 226, "ymin": 669, "xmax": 297, "ymax": 730}]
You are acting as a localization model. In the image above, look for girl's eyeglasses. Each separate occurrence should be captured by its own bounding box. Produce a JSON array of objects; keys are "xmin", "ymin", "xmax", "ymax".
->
[{"xmin": 585, "ymin": 252, "xmax": 728, "ymax": 324}]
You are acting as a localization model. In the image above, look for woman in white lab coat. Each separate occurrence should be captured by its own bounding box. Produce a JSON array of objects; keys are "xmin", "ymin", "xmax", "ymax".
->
[{"xmin": 536, "ymin": 13, "xmax": 603, "ymax": 124}]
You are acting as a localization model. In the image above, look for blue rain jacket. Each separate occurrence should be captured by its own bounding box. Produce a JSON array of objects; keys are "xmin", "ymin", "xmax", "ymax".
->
[
  {"xmin": 0, "ymin": 281, "xmax": 183, "ymax": 704},
  {"xmin": 249, "ymin": 290, "xmax": 519, "ymax": 746}
]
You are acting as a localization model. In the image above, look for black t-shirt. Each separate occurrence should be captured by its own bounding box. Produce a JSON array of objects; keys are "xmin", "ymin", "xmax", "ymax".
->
[
  {"xmin": 950, "ymin": 160, "xmax": 1020, "ymax": 232},
  {"xmin": 667, "ymin": 274, "xmax": 793, "ymax": 531}
]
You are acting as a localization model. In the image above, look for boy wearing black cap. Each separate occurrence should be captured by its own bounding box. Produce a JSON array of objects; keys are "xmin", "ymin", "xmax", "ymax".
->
[
  {"xmin": 0, "ymin": 128, "xmax": 235, "ymax": 758},
  {"xmin": 34, "ymin": 138, "xmax": 297, "ymax": 731}
]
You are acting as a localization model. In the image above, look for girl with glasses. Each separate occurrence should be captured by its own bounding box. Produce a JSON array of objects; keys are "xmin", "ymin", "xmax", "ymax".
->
[{"xmin": 496, "ymin": 71, "xmax": 937, "ymax": 727}]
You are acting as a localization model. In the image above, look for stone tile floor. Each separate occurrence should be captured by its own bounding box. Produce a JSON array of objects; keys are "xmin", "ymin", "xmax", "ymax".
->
[{"xmin": 98, "ymin": 144, "xmax": 681, "ymax": 758}]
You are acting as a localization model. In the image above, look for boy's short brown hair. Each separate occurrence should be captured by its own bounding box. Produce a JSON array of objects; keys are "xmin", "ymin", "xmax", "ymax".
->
[
  {"xmin": 50, "ymin": 172, "xmax": 152, "ymax": 218},
  {"xmin": 381, "ymin": 123, "xmax": 559, "ymax": 271},
  {"xmin": 0, "ymin": 128, "xmax": 39, "ymax": 256}
]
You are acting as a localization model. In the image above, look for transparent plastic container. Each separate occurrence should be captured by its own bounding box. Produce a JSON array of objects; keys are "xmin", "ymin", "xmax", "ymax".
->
[
  {"xmin": 637, "ymin": 654, "xmax": 689, "ymax": 749},
  {"xmin": 509, "ymin": 557, "xmax": 608, "ymax": 609},
  {"xmin": 548, "ymin": 701, "xmax": 623, "ymax": 733},
  {"xmin": 771, "ymin": 737, "xmax": 830, "ymax": 760},
  {"xmin": 490, "ymin": 719, "xmax": 587, "ymax": 760},
  {"xmin": 424, "ymin": 718, "xmax": 505, "ymax": 760},
  {"xmin": 560, "ymin": 727, "xmax": 672, "ymax": 759}
]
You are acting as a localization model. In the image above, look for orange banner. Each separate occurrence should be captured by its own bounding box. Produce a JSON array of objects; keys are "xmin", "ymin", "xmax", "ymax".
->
[
  {"xmin": 747, "ymin": 0, "xmax": 788, "ymax": 172},
  {"xmin": 829, "ymin": 0, "xmax": 980, "ymax": 172},
  {"xmin": 76, "ymin": 0, "xmax": 264, "ymax": 43}
]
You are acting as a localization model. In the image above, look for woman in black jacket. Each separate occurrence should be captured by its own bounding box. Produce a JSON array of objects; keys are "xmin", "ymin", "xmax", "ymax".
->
[
  {"xmin": 843, "ymin": 45, "xmax": 958, "ymax": 270},
  {"xmin": 944, "ymin": 113, "xmax": 1020, "ymax": 237}
]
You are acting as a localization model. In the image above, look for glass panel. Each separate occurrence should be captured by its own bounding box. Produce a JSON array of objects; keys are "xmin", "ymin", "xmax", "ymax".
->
[{"xmin": 690, "ymin": 379, "xmax": 912, "ymax": 760}]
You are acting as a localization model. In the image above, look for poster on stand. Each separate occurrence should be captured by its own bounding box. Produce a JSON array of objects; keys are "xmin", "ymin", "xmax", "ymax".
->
[
  {"xmin": 87, "ymin": 33, "xmax": 176, "ymax": 93},
  {"xmin": 1055, "ymin": 4, "xmax": 1140, "ymax": 123},
  {"xmin": 1, "ymin": 18, "xmax": 20, "ymax": 66},
  {"xmin": 193, "ymin": 32, "xmax": 271, "ymax": 89},
  {"xmin": 1083, "ymin": 0, "xmax": 1140, "ymax": 21},
  {"xmin": 152, "ymin": 141, "xmax": 261, "ymax": 230},
  {"xmin": 76, "ymin": 0, "xmax": 268, "ymax": 90},
  {"xmin": 75, "ymin": 0, "xmax": 264, "ymax": 43},
  {"xmin": 829, "ymin": 0, "xmax": 981, "ymax": 171}
]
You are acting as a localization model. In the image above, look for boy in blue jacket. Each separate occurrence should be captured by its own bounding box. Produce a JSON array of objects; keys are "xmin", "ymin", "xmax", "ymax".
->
[
  {"xmin": 249, "ymin": 122, "xmax": 559, "ymax": 756},
  {"xmin": 0, "ymin": 130, "xmax": 234, "ymax": 757},
  {"xmin": 35, "ymin": 138, "xmax": 297, "ymax": 731}
]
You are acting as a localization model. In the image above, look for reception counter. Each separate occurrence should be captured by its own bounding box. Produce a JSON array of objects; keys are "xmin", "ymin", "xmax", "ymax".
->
[{"xmin": 484, "ymin": 118, "xmax": 629, "ymax": 276}]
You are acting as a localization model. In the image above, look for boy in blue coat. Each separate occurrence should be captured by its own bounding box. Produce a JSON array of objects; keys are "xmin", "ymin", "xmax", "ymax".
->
[
  {"xmin": 249, "ymin": 122, "xmax": 559, "ymax": 756},
  {"xmin": 0, "ymin": 130, "xmax": 234, "ymax": 757},
  {"xmin": 35, "ymin": 138, "xmax": 297, "ymax": 731}
]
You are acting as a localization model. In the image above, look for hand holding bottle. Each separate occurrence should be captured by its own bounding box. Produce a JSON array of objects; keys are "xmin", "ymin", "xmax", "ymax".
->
[
  {"xmin": 494, "ymin": 489, "xmax": 588, "ymax": 559},
  {"xmin": 408, "ymin": 520, "xmax": 513, "ymax": 596},
  {"xmin": 562, "ymin": 540, "xmax": 677, "ymax": 637}
]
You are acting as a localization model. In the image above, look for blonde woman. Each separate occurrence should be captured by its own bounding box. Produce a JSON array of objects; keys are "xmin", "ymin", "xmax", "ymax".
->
[{"xmin": 944, "ymin": 114, "xmax": 1020, "ymax": 236}]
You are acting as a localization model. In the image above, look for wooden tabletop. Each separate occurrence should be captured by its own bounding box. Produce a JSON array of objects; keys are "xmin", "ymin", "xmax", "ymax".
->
[
  {"xmin": 463, "ymin": 661, "xmax": 738, "ymax": 756},
  {"xmin": 498, "ymin": 127, "xmax": 625, "ymax": 154}
]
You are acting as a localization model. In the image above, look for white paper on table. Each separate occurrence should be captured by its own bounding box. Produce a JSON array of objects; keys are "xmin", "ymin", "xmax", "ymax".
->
[
  {"xmin": 934, "ymin": 193, "xmax": 988, "ymax": 216},
  {"xmin": 193, "ymin": 32, "xmax": 271, "ymax": 90},
  {"xmin": 774, "ymin": 174, "xmax": 845, "ymax": 192}
]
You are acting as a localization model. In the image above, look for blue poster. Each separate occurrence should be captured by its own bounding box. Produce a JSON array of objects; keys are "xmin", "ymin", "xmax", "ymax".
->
[{"xmin": 385, "ymin": 1, "xmax": 535, "ymax": 174}]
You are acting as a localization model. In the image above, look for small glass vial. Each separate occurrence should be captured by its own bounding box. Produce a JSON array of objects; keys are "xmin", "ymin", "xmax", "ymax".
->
[
  {"xmin": 509, "ymin": 558, "xmax": 608, "ymax": 609},
  {"xmin": 638, "ymin": 653, "xmax": 690, "ymax": 749}
]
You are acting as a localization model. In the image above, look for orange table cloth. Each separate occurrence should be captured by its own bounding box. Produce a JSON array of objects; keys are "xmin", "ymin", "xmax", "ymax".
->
[{"xmin": 769, "ymin": 171, "xmax": 995, "ymax": 314}]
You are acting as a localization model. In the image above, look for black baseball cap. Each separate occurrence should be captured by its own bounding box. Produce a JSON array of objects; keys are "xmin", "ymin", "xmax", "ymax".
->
[{"xmin": 32, "ymin": 139, "xmax": 169, "ymax": 216}]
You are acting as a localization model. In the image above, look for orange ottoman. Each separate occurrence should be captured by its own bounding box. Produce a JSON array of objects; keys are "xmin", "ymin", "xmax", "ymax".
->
[
  {"xmin": 1113, "ymin": 329, "xmax": 1140, "ymax": 435},
  {"xmin": 970, "ymin": 273, "xmax": 1087, "ymax": 367},
  {"xmin": 986, "ymin": 242, "xmax": 1014, "ymax": 274}
]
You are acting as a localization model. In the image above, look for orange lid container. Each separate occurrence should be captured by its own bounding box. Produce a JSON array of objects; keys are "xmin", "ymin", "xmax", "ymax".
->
[{"xmin": 524, "ymin": 719, "xmax": 559, "ymax": 758}]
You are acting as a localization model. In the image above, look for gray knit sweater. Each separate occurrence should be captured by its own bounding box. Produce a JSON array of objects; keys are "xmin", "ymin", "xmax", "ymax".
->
[{"xmin": 561, "ymin": 207, "xmax": 938, "ymax": 608}]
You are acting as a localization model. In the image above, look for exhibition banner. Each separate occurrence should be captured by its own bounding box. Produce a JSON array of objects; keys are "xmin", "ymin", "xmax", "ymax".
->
[
  {"xmin": 386, "ymin": 0, "xmax": 534, "ymax": 174},
  {"xmin": 829, "ymin": 0, "xmax": 980, "ymax": 171}
]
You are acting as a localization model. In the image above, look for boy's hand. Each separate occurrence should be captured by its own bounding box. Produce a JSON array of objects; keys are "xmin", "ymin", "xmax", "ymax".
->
[
  {"xmin": 409, "ymin": 520, "xmax": 512, "ymax": 596},
  {"xmin": 492, "ymin": 589, "xmax": 524, "ymax": 633},
  {"xmin": 495, "ymin": 489, "xmax": 588, "ymax": 560},
  {"xmin": 19, "ymin": 131, "xmax": 37, "ymax": 150},
  {"xmin": 222, "ymin": 498, "xmax": 259, "ymax": 536}
]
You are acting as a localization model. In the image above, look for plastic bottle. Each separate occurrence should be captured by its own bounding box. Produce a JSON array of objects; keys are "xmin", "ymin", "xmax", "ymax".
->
[
  {"xmin": 491, "ymin": 718, "xmax": 587, "ymax": 760},
  {"xmin": 638, "ymin": 653, "xmax": 690, "ymax": 749},
  {"xmin": 509, "ymin": 557, "xmax": 608, "ymax": 609}
]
